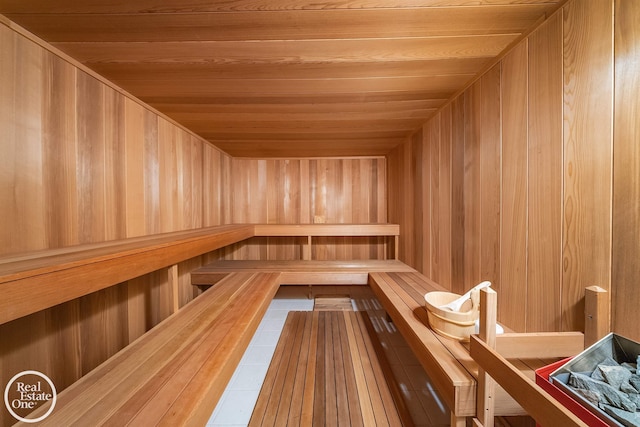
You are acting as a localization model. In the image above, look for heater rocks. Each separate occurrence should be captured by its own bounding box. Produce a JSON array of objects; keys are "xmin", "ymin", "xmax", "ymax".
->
[{"xmin": 567, "ymin": 358, "xmax": 640, "ymax": 426}]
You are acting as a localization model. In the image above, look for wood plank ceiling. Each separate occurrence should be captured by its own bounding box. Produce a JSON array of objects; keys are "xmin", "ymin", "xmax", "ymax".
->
[{"xmin": 1, "ymin": 1, "xmax": 564, "ymax": 157}]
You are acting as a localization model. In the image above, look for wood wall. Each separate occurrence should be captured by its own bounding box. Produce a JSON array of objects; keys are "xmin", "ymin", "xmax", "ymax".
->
[
  {"xmin": 226, "ymin": 158, "xmax": 387, "ymax": 260},
  {"xmin": 0, "ymin": 20, "xmax": 389, "ymax": 426},
  {"xmin": 387, "ymin": 0, "xmax": 640, "ymax": 337},
  {"xmin": 0, "ymin": 22, "xmax": 235, "ymax": 426}
]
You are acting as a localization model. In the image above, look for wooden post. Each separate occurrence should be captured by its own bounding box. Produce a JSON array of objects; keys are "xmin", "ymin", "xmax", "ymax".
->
[
  {"xmin": 394, "ymin": 235, "xmax": 399, "ymax": 260},
  {"xmin": 584, "ymin": 286, "xmax": 609, "ymax": 347},
  {"xmin": 302, "ymin": 235, "xmax": 312, "ymax": 260},
  {"xmin": 169, "ymin": 264, "xmax": 180, "ymax": 314},
  {"xmin": 477, "ymin": 287, "xmax": 497, "ymax": 427}
]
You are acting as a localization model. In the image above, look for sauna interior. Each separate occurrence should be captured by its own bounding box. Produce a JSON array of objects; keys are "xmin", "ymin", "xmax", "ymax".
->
[{"xmin": 1, "ymin": 0, "xmax": 639, "ymax": 426}]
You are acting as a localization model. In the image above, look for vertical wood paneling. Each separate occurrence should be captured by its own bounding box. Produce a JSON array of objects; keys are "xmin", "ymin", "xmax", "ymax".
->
[
  {"xmin": 45, "ymin": 302, "xmax": 82, "ymax": 389},
  {"xmin": 500, "ymin": 41, "xmax": 528, "ymax": 332},
  {"xmin": 450, "ymin": 97, "xmax": 466, "ymax": 295},
  {"xmin": 0, "ymin": 25, "xmax": 46, "ymax": 255},
  {"xmin": 463, "ymin": 84, "xmax": 481, "ymax": 290},
  {"xmin": 43, "ymin": 51, "xmax": 78, "ymax": 248},
  {"xmin": 144, "ymin": 108, "xmax": 160, "ymax": 234},
  {"xmin": 562, "ymin": 0, "xmax": 613, "ymax": 332},
  {"xmin": 612, "ymin": 0, "xmax": 640, "ymax": 341},
  {"xmin": 528, "ymin": 13, "xmax": 563, "ymax": 332},
  {"xmin": 76, "ymin": 71, "xmax": 106, "ymax": 244},
  {"xmin": 425, "ymin": 120, "xmax": 438, "ymax": 279},
  {"xmin": 438, "ymin": 105, "xmax": 453, "ymax": 288},
  {"xmin": 386, "ymin": 0, "xmax": 629, "ymax": 334},
  {"xmin": 158, "ymin": 118, "xmax": 177, "ymax": 232},
  {"xmin": 412, "ymin": 131, "xmax": 424, "ymax": 272},
  {"xmin": 124, "ymin": 98, "xmax": 146, "ymax": 237},
  {"xmin": 0, "ymin": 311, "xmax": 48, "ymax": 426},
  {"xmin": 79, "ymin": 283, "xmax": 128, "ymax": 375},
  {"xmin": 479, "ymin": 65, "xmax": 502, "ymax": 292},
  {"xmin": 229, "ymin": 157, "xmax": 388, "ymax": 260},
  {"xmin": 103, "ymin": 85, "xmax": 127, "ymax": 240}
]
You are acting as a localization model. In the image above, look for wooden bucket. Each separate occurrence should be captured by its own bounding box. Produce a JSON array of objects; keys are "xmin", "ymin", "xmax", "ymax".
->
[{"xmin": 424, "ymin": 290, "xmax": 480, "ymax": 341}]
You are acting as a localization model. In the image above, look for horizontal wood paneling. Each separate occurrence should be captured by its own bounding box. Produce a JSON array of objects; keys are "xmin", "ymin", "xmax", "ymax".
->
[
  {"xmin": 5, "ymin": 7, "xmax": 551, "ymax": 41},
  {"xmin": 0, "ymin": 0, "xmax": 564, "ymax": 14},
  {"xmin": 388, "ymin": 0, "xmax": 630, "ymax": 335}
]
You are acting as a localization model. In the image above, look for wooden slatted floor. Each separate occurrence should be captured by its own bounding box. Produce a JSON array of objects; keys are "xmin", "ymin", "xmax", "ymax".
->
[{"xmin": 249, "ymin": 311, "xmax": 413, "ymax": 426}]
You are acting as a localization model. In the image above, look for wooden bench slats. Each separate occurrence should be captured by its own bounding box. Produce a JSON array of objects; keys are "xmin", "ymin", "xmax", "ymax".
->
[
  {"xmin": 191, "ymin": 260, "xmax": 416, "ymax": 286},
  {"xmin": 253, "ymin": 223, "xmax": 399, "ymax": 237},
  {"xmin": 368, "ymin": 272, "xmax": 477, "ymax": 418},
  {"xmin": 119, "ymin": 280, "xmax": 265, "ymax": 425},
  {"xmin": 0, "ymin": 223, "xmax": 399, "ymax": 325},
  {"xmin": 25, "ymin": 272, "xmax": 280, "ymax": 426},
  {"xmin": 348, "ymin": 310, "xmax": 403, "ymax": 426},
  {"xmin": 33, "ymin": 272, "xmax": 261, "ymax": 424},
  {"xmin": 0, "ymin": 225, "xmax": 255, "ymax": 325},
  {"xmin": 141, "ymin": 273, "xmax": 281, "ymax": 426},
  {"xmin": 37, "ymin": 272, "xmax": 252, "ymax": 413}
]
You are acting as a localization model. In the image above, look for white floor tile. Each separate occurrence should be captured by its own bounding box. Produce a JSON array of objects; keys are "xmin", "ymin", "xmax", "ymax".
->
[
  {"xmin": 229, "ymin": 364, "xmax": 270, "ymax": 391},
  {"xmin": 241, "ymin": 345, "xmax": 276, "ymax": 365},
  {"xmin": 257, "ymin": 317, "xmax": 287, "ymax": 332},
  {"xmin": 249, "ymin": 330, "xmax": 282, "ymax": 347},
  {"xmin": 210, "ymin": 389, "xmax": 260, "ymax": 425}
]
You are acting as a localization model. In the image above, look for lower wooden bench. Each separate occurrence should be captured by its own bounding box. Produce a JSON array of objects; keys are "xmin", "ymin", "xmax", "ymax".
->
[
  {"xmin": 369, "ymin": 271, "xmax": 587, "ymax": 426},
  {"xmin": 23, "ymin": 272, "xmax": 281, "ymax": 426},
  {"xmin": 249, "ymin": 311, "xmax": 413, "ymax": 426},
  {"xmin": 191, "ymin": 259, "xmax": 415, "ymax": 286}
]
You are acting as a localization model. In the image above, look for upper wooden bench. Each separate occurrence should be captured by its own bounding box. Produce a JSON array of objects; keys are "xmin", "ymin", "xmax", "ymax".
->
[
  {"xmin": 0, "ymin": 223, "xmax": 399, "ymax": 325},
  {"xmin": 0, "ymin": 224, "xmax": 254, "ymax": 325},
  {"xmin": 24, "ymin": 272, "xmax": 281, "ymax": 426}
]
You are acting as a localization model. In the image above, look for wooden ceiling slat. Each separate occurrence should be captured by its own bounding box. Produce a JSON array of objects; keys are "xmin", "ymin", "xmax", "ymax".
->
[
  {"xmin": 51, "ymin": 36, "xmax": 518, "ymax": 65},
  {"xmin": 88, "ymin": 58, "xmax": 492, "ymax": 81},
  {"xmin": 138, "ymin": 91, "xmax": 456, "ymax": 105},
  {"xmin": 201, "ymin": 130, "xmax": 409, "ymax": 140},
  {"xmin": 113, "ymin": 75, "xmax": 474, "ymax": 97},
  {"xmin": 151, "ymin": 100, "xmax": 446, "ymax": 114},
  {"xmin": 186, "ymin": 118, "xmax": 425, "ymax": 133},
  {"xmin": 166, "ymin": 109, "xmax": 438, "ymax": 122},
  {"xmin": 0, "ymin": 0, "xmax": 562, "ymax": 14},
  {"xmin": 5, "ymin": 6, "xmax": 551, "ymax": 42},
  {"xmin": 212, "ymin": 140, "xmax": 401, "ymax": 158}
]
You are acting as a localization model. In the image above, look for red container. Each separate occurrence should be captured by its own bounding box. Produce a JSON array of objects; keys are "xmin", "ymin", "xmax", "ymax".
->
[{"xmin": 534, "ymin": 357, "xmax": 609, "ymax": 427}]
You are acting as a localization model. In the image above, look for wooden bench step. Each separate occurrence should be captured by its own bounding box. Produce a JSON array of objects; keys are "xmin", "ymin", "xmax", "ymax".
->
[
  {"xmin": 191, "ymin": 259, "xmax": 416, "ymax": 286},
  {"xmin": 249, "ymin": 311, "xmax": 414, "ymax": 426},
  {"xmin": 26, "ymin": 272, "xmax": 280, "ymax": 426}
]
